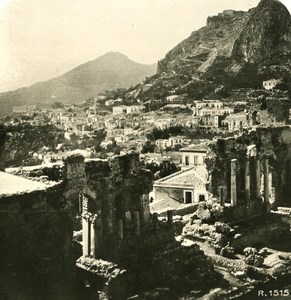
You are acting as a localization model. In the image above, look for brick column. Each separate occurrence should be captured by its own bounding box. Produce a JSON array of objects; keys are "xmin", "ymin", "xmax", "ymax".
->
[{"xmin": 231, "ymin": 159, "xmax": 237, "ymax": 206}]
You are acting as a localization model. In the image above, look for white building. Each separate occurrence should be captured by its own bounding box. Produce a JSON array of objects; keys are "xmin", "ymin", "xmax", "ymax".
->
[
  {"xmin": 222, "ymin": 112, "xmax": 248, "ymax": 132},
  {"xmin": 263, "ymin": 79, "xmax": 281, "ymax": 90},
  {"xmin": 152, "ymin": 166, "xmax": 209, "ymax": 208},
  {"xmin": 179, "ymin": 143, "xmax": 209, "ymax": 169},
  {"xmin": 112, "ymin": 106, "xmax": 127, "ymax": 115}
]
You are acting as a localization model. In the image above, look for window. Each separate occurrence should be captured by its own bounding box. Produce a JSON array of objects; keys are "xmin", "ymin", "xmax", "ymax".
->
[
  {"xmin": 185, "ymin": 191, "xmax": 192, "ymax": 204},
  {"xmin": 199, "ymin": 194, "xmax": 205, "ymax": 202},
  {"xmin": 185, "ymin": 156, "xmax": 189, "ymax": 166}
]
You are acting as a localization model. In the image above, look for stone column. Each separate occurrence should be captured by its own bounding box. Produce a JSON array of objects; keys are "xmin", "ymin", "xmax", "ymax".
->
[
  {"xmin": 255, "ymin": 158, "xmax": 261, "ymax": 198},
  {"xmin": 245, "ymin": 158, "xmax": 250, "ymax": 201},
  {"xmin": 133, "ymin": 211, "xmax": 141, "ymax": 236},
  {"xmin": 125, "ymin": 211, "xmax": 132, "ymax": 229},
  {"xmin": 117, "ymin": 219, "xmax": 124, "ymax": 239},
  {"xmin": 245, "ymin": 158, "xmax": 251, "ymax": 215},
  {"xmin": 263, "ymin": 158, "xmax": 270, "ymax": 212},
  {"xmin": 102, "ymin": 195, "xmax": 113, "ymax": 236},
  {"xmin": 219, "ymin": 187, "xmax": 225, "ymax": 207},
  {"xmin": 90, "ymin": 220, "xmax": 95, "ymax": 257},
  {"xmin": 153, "ymin": 213, "xmax": 159, "ymax": 233},
  {"xmin": 231, "ymin": 159, "xmax": 237, "ymax": 206},
  {"xmin": 142, "ymin": 194, "xmax": 151, "ymax": 223},
  {"xmin": 82, "ymin": 218, "xmax": 91, "ymax": 257},
  {"xmin": 167, "ymin": 210, "xmax": 173, "ymax": 224},
  {"xmin": 95, "ymin": 214, "xmax": 102, "ymax": 256},
  {"xmin": 79, "ymin": 194, "xmax": 82, "ymax": 213}
]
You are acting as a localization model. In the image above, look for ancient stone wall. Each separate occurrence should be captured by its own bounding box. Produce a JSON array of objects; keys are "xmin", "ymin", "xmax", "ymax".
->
[
  {"xmin": 0, "ymin": 184, "xmax": 74, "ymax": 299},
  {"xmin": 82, "ymin": 153, "xmax": 158, "ymax": 260},
  {"xmin": 206, "ymin": 126, "xmax": 291, "ymax": 221}
]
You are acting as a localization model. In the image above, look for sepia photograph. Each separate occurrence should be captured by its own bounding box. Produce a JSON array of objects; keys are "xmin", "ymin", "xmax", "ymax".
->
[{"xmin": 1, "ymin": 0, "xmax": 291, "ymax": 299}]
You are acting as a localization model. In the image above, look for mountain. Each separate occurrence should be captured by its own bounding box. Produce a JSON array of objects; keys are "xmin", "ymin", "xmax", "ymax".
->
[
  {"xmin": 141, "ymin": 0, "xmax": 291, "ymax": 100},
  {"xmin": 0, "ymin": 52, "xmax": 156, "ymax": 115}
]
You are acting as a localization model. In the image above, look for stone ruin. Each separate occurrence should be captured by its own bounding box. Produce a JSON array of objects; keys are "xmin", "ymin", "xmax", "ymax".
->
[
  {"xmin": 206, "ymin": 126, "xmax": 291, "ymax": 223},
  {"xmin": 62, "ymin": 152, "xmax": 219, "ymax": 299}
]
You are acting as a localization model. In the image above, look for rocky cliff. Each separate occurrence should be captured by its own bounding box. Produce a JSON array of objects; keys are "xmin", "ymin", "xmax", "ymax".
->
[{"xmin": 144, "ymin": 0, "xmax": 291, "ymax": 99}]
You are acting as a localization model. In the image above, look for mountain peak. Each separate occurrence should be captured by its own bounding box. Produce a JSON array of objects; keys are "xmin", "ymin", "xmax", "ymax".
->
[
  {"xmin": 256, "ymin": 0, "xmax": 290, "ymax": 13},
  {"xmin": 0, "ymin": 52, "xmax": 156, "ymax": 115},
  {"xmin": 101, "ymin": 51, "xmax": 129, "ymax": 59}
]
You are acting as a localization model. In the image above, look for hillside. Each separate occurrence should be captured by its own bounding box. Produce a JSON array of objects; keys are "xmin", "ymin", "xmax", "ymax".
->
[
  {"xmin": 141, "ymin": 0, "xmax": 291, "ymax": 100},
  {"xmin": 0, "ymin": 52, "xmax": 156, "ymax": 115}
]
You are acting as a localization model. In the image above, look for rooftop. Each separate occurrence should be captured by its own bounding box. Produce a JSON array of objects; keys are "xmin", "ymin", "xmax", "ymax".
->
[
  {"xmin": 180, "ymin": 143, "xmax": 209, "ymax": 153},
  {"xmin": 150, "ymin": 195, "xmax": 196, "ymax": 214},
  {"xmin": 154, "ymin": 166, "xmax": 208, "ymax": 188},
  {"xmin": 224, "ymin": 112, "xmax": 246, "ymax": 120}
]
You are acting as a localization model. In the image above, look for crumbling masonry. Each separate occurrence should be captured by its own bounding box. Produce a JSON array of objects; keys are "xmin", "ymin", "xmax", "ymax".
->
[
  {"xmin": 206, "ymin": 126, "xmax": 291, "ymax": 222},
  {"xmin": 63, "ymin": 153, "xmax": 219, "ymax": 299}
]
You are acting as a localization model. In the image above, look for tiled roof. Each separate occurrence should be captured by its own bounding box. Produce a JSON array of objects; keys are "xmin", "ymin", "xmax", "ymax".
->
[
  {"xmin": 150, "ymin": 196, "xmax": 191, "ymax": 214},
  {"xmin": 154, "ymin": 166, "xmax": 208, "ymax": 188},
  {"xmin": 179, "ymin": 142, "xmax": 209, "ymax": 152}
]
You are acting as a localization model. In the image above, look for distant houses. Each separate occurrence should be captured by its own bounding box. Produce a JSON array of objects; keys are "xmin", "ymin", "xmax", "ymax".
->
[{"xmin": 112, "ymin": 105, "xmax": 145, "ymax": 115}]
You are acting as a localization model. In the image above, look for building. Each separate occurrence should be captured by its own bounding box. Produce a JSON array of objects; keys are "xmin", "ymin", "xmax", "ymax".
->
[
  {"xmin": 155, "ymin": 136, "xmax": 191, "ymax": 151},
  {"xmin": 263, "ymin": 79, "xmax": 281, "ymax": 90},
  {"xmin": 199, "ymin": 114, "xmax": 221, "ymax": 129},
  {"xmin": 112, "ymin": 105, "xmax": 127, "ymax": 115},
  {"xmin": 126, "ymin": 105, "xmax": 145, "ymax": 114},
  {"xmin": 192, "ymin": 100, "xmax": 233, "ymax": 117},
  {"xmin": 222, "ymin": 112, "xmax": 248, "ymax": 132},
  {"xmin": 179, "ymin": 143, "xmax": 209, "ymax": 169},
  {"xmin": 155, "ymin": 139, "xmax": 170, "ymax": 150},
  {"xmin": 152, "ymin": 166, "xmax": 209, "ymax": 208}
]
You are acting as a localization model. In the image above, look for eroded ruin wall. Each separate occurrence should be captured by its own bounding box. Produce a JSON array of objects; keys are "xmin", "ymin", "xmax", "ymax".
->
[
  {"xmin": 0, "ymin": 185, "xmax": 74, "ymax": 299},
  {"xmin": 206, "ymin": 126, "xmax": 291, "ymax": 221}
]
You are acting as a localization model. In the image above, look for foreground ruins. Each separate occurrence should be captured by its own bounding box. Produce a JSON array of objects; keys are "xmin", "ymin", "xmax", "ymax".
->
[{"xmin": 1, "ymin": 125, "xmax": 291, "ymax": 299}]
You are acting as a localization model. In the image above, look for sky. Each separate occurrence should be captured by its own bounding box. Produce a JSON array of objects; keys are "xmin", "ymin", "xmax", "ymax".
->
[{"xmin": 0, "ymin": 0, "xmax": 290, "ymax": 93}]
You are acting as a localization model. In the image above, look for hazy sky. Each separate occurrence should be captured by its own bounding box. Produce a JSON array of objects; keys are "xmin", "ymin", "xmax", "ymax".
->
[{"xmin": 0, "ymin": 0, "xmax": 290, "ymax": 92}]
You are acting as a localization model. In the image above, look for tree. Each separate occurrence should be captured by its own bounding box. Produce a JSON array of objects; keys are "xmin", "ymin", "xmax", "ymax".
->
[
  {"xmin": 52, "ymin": 102, "xmax": 64, "ymax": 109},
  {"xmin": 141, "ymin": 141, "xmax": 156, "ymax": 153}
]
